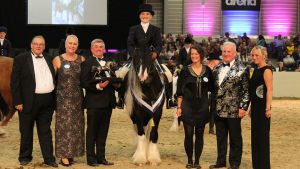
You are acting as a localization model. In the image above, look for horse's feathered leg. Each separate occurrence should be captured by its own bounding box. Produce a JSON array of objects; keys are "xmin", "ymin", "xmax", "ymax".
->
[
  {"xmin": 132, "ymin": 123, "xmax": 147, "ymax": 165},
  {"xmin": 147, "ymin": 108, "xmax": 163, "ymax": 165}
]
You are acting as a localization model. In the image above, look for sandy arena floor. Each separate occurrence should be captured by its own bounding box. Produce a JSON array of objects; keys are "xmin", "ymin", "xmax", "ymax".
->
[{"xmin": 0, "ymin": 100, "xmax": 299, "ymax": 169}]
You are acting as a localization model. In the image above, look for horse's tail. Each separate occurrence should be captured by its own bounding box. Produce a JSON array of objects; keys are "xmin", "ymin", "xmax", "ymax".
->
[{"xmin": 0, "ymin": 95, "xmax": 9, "ymax": 120}]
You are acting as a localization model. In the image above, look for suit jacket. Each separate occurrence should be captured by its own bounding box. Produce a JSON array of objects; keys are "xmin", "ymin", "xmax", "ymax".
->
[
  {"xmin": 213, "ymin": 59, "xmax": 250, "ymax": 118},
  {"xmin": 0, "ymin": 39, "xmax": 12, "ymax": 57},
  {"xmin": 127, "ymin": 24, "xmax": 162, "ymax": 56},
  {"xmin": 11, "ymin": 51, "xmax": 56, "ymax": 112},
  {"xmin": 80, "ymin": 57, "xmax": 116, "ymax": 109},
  {"xmin": 177, "ymin": 47, "xmax": 191, "ymax": 66}
]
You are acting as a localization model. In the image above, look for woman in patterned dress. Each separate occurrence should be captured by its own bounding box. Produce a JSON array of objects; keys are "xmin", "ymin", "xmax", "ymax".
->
[{"xmin": 52, "ymin": 35, "xmax": 85, "ymax": 166}]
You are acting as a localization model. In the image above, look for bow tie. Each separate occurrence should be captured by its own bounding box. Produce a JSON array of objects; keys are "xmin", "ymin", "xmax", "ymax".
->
[
  {"xmin": 222, "ymin": 63, "xmax": 230, "ymax": 67},
  {"xmin": 96, "ymin": 57, "xmax": 105, "ymax": 61},
  {"xmin": 35, "ymin": 55, "xmax": 43, "ymax": 59}
]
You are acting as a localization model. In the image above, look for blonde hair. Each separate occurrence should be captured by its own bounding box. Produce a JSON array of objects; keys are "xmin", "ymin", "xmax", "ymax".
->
[
  {"xmin": 65, "ymin": 34, "xmax": 79, "ymax": 45},
  {"xmin": 250, "ymin": 45, "xmax": 268, "ymax": 59}
]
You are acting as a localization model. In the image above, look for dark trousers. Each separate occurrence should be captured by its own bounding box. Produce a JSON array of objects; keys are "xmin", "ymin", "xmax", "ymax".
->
[
  {"xmin": 251, "ymin": 114, "xmax": 270, "ymax": 169},
  {"xmin": 215, "ymin": 116, "xmax": 242, "ymax": 167},
  {"xmin": 18, "ymin": 93, "xmax": 55, "ymax": 163},
  {"xmin": 86, "ymin": 107, "xmax": 112, "ymax": 163}
]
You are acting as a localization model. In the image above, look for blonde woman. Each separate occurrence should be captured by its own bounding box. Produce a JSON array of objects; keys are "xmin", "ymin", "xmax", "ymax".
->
[
  {"xmin": 249, "ymin": 45, "xmax": 273, "ymax": 169},
  {"xmin": 52, "ymin": 35, "xmax": 85, "ymax": 166}
]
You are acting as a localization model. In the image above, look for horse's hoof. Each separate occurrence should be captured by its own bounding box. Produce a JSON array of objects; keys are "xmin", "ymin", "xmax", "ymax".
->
[
  {"xmin": 149, "ymin": 161, "xmax": 159, "ymax": 166},
  {"xmin": 135, "ymin": 163, "xmax": 144, "ymax": 166}
]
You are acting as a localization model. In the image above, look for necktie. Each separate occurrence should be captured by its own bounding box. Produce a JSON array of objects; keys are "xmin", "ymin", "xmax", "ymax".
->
[
  {"xmin": 223, "ymin": 63, "xmax": 230, "ymax": 67},
  {"xmin": 35, "ymin": 55, "xmax": 43, "ymax": 59}
]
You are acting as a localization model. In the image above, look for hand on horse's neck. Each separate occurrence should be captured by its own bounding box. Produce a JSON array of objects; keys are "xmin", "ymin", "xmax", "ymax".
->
[{"xmin": 192, "ymin": 62, "xmax": 202, "ymax": 76}]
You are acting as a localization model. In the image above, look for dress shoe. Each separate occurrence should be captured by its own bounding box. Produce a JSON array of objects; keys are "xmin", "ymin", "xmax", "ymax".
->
[
  {"xmin": 185, "ymin": 163, "xmax": 193, "ymax": 168},
  {"xmin": 98, "ymin": 159, "xmax": 114, "ymax": 165},
  {"xmin": 87, "ymin": 161, "xmax": 98, "ymax": 167},
  {"xmin": 228, "ymin": 165, "xmax": 239, "ymax": 169},
  {"xmin": 209, "ymin": 164, "xmax": 226, "ymax": 169},
  {"xmin": 44, "ymin": 161, "xmax": 58, "ymax": 168},
  {"xmin": 59, "ymin": 159, "xmax": 71, "ymax": 167},
  {"xmin": 194, "ymin": 164, "xmax": 202, "ymax": 169},
  {"xmin": 20, "ymin": 160, "xmax": 31, "ymax": 166}
]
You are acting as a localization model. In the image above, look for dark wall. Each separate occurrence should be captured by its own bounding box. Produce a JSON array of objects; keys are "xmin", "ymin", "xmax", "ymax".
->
[{"xmin": 0, "ymin": 0, "xmax": 142, "ymax": 50}]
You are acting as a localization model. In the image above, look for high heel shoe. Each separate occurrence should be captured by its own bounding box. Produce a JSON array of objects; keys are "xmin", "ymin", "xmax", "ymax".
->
[
  {"xmin": 185, "ymin": 163, "xmax": 193, "ymax": 168},
  {"xmin": 60, "ymin": 158, "xmax": 71, "ymax": 167}
]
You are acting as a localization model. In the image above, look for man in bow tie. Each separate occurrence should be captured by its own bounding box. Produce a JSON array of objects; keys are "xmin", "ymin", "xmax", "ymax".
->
[
  {"xmin": 80, "ymin": 39, "xmax": 118, "ymax": 166},
  {"xmin": 11, "ymin": 35, "xmax": 58, "ymax": 167},
  {"xmin": 210, "ymin": 42, "xmax": 250, "ymax": 169}
]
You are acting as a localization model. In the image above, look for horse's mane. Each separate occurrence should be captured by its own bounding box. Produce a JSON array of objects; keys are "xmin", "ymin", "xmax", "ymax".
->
[{"xmin": 125, "ymin": 64, "xmax": 144, "ymax": 116}]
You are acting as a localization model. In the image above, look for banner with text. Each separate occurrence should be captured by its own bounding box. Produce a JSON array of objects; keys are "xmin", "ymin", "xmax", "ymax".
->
[{"xmin": 222, "ymin": 0, "xmax": 261, "ymax": 11}]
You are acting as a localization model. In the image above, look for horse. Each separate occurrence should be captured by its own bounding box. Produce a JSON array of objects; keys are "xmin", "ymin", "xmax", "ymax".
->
[
  {"xmin": 121, "ymin": 47, "xmax": 167, "ymax": 166},
  {"xmin": 0, "ymin": 56, "xmax": 15, "ymax": 135}
]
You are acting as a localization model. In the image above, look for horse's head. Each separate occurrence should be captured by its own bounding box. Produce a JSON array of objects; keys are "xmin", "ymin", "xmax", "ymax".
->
[{"xmin": 132, "ymin": 47, "xmax": 154, "ymax": 83}]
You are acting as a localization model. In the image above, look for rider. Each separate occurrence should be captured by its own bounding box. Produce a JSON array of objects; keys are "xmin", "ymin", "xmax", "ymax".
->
[
  {"xmin": 116, "ymin": 4, "xmax": 172, "ymax": 109},
  {"xmin": 127, "ymin": 3, "xmax": 162, "ymax": 63}
]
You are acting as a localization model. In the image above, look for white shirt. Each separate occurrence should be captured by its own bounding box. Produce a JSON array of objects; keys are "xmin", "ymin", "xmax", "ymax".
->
[
  {"xmin": 31, "ymin": 53, "xmax": 54, "ymax": 93},
  {"xmin": 0, "ymin": 39, "xmax": 4, "ymax": 46},
  {"xmin": 218, "ymin": 59, "xmax": 235, "ymax": 86},
  {"xmin": 185, "ymin": 47, "xmax": 190, "ymax": 54},
  {"xmin": 141, "ymin": 22, "xmax": 150, "ymax": 33}
]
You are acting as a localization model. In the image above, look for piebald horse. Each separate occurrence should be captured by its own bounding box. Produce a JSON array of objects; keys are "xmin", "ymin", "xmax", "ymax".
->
[{"xmin": 122, "ymin": 47, "xmax": 167, "ymax": 166}]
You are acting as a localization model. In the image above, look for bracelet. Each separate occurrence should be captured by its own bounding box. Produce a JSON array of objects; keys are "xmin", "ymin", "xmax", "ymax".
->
[
  {"xmin": 177, "ymin": 107, "xmax": 181, "ymax": 109},
  {"xmin": 265, "ymin": 107, "xmax": 272, "ymax": 111}
]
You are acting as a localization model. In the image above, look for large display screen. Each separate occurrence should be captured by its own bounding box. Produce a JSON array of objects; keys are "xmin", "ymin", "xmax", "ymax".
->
[{"xmin": 28, "ymin": 0, "xmax": 107, "ymax": 25}]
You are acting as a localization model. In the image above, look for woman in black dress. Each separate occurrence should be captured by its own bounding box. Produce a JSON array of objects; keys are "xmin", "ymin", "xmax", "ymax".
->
[
  {"xmin": 176, "ymin": 45, "xmax": 214, "ymax": 169},
  {"xmin": 249, "ymin": 45, "xmax": 273, "ymax": 169}
]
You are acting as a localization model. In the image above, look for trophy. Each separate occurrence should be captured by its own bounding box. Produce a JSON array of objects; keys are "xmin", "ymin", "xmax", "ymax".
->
[{"xmin": 91, "ymin": 61, "xmax": 122, "ymax": 83}]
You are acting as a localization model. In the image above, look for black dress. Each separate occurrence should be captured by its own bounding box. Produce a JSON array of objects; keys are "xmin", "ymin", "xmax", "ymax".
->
[
  {"xmin": 249, "ymin": 66, "xmax": 272, "ymax": 169},
  {"xmin": 176, "ymin": 65, "xmax": 214, "ymax": 126}
]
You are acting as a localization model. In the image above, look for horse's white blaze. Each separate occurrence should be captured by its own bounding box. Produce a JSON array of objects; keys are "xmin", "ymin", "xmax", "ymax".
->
[
  {"xmin": 132, "ymin": 135, "xmax": 147, "ymax": 165},
  {"xmin": 138, "ymin": 66, "xmax": 148, "ymax": 82},
  {"xmin": 147, "ymin": 142, "xmax": 161, "ymax": 165}
]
